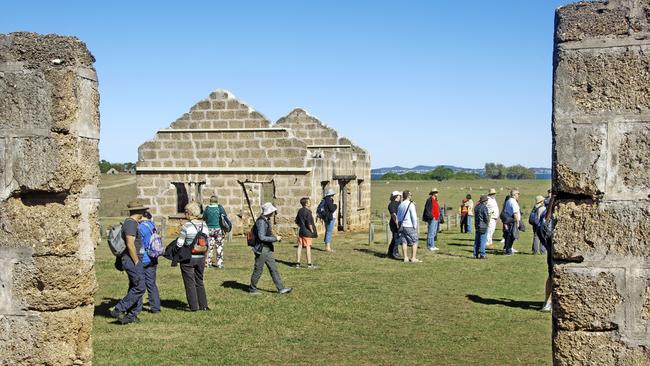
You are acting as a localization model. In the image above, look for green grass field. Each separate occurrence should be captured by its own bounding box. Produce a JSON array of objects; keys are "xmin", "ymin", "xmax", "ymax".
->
[{"xmin": 94, "ymin": 176, "xmax": 551, "ymax": 365}]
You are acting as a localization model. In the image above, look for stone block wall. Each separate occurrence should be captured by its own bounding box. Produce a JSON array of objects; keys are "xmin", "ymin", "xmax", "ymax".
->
[
  {"xmin": 137, "ymin": 90, "xmax": 371, "ymax": 236},
  {"xmin": 552, "ymin": 1, "xmax": 650, "ymax": 364},
  {"xmin": 0, "ymin": 33, "xmax": 99, "ymax": 365}
]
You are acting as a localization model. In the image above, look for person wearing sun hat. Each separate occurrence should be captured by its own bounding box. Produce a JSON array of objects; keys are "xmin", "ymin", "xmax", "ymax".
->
[
  {"xmin": 422, "ymin": 188, "xmax": 441, "ymax": 251},
  {"xmin": 386, "ymin": 191, "xmax": 403, "ymax": 260},
  {"xmin": 249, "ymin": 202, "xmax": 292, "ymax": 295},
  {"xmin": 531, "ymin": 195, "xmax": 547, "ymax": 255},
  {"xmin": 473, "ymin": 195, "xmax": 490, "ymax": 259},
  {"xmin": 110, "ymin": 200, "xmax": 148, "ymax": 324},
  {"xmin": 485, "ymin": 188, "xmax": 500, "ymax": 248},
  {"xmin": 322, "ymin": 188, "xmax": 338, "ymax": 252}
]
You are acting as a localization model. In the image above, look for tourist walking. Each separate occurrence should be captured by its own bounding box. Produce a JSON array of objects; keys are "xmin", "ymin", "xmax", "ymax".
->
[
  {"xmin": 176, "ymin": 202, "xmax": 211, "ymax": 311},
  {"xmin": 138, "ymin": 211, "xmax": 161, "ymax": 313},
  {"xmin": 386, "ymin": 191, "xmax": 403, "ymax": 260},
  {"xmin": 295, "ymin": 197, "xmax": 317, "ymax": 269},
  {"xmin": 203, "ymin": 195, "xmax": 227, "ymax": 269},
  {"xmin": 322, "ymin": 189, "xmax": 337, "ymax": 252},
  {"xmin": 486, "ymin": 189, "xmax": 499, "ymax": 248},
  {"xmin": 422, "ymin": 188, "xmax": 440, "ymax": 251},
  {"xmin": 465, "ymin": 194, "xmax": 474, "ymax": 234},
  {"xmin": 502, "ymin": 190, "xmax": 521, "ymax": 255},
  {"xmin": 398, "ymin": 190, "xmax": 421, "ymax": 262},
  {"xmin": 531, "ymin": 195, "xmax": 547, "ymax": 255},
  {"xmin": 250, "ymin": 203, "xmax": 293, "ymax": 294},
  {"xmin": 473, "ymin": 195, "xmax": 489, "ymax": 259},
  {"xmin": 110, "ymin": 200, "xmax": 148, "ymax": 324}
]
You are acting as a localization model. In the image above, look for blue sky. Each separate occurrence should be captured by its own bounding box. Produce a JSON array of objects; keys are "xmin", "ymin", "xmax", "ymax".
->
[{"xmin": 2, "ymin": 0, "xmax": 573, "ymax": 169}]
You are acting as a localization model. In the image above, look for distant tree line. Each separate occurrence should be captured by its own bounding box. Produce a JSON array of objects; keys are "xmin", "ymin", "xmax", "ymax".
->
[
  {"xmin": 484, "ymin": 163, "xmax": 535, "ymax": 179},
  {"xmin": 379, "ymin": 166, "xmax": 481, "ymax": 181},
  {"xmin": 99, "ymin": 160, "xmax": 136, "ymax": 173}
]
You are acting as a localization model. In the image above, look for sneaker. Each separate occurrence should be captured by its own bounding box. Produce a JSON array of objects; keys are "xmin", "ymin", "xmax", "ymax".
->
[
  {"xmin": 118, "ymin": 316, "xmax": 140, "ymax": 325},
  {"xmin": 410, "ymin": 258, "xmax": 422, "ymax": 263},
  {"xmin": 403, "ymin": 258, "xmax": 409, "ymax": 263},
  {"xmin": 279, "ymin": 288, "xmax": 293, "ymax": 294},
  {"xmin": 432, "ymin": 247, "xmax": 439, "ymax": 251},
  {"xmin": 307, "ymin": 264, "xmax": 318, "ymax": 269},
  {"xmin": 295, "ymin": 263, "xmax": 301, "ymax": 269},
  {"xmin": 110, "ymin": 308, "xmax": 124, "ymax": 320},
  {"xmin": 512, "ymin": 248, "xmax": 519, "ymax": 253},
  {"xmin": 478, "ymin": 255, "xmax": 486, "ymax": 259},
  {"xmin": 249, "ymin": 289, "xmax": 262, "ymax": 295}
]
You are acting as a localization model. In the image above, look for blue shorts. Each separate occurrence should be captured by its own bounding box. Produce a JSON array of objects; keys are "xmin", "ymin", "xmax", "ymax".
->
[{"xmin": 397, "ymin": 227, "xmax": 418, "ymax": 245}]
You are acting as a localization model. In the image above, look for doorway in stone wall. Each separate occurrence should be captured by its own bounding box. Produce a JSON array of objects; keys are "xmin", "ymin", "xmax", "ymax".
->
[{"xmin": 334, "ymin": 175, "xmax": 355, "ymax": 231}]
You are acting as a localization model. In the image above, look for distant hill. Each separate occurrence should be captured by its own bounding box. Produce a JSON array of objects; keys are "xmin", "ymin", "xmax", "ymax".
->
[{"xmin": 371, "ymin": 165, "xmax": 551, "ymax": 180}]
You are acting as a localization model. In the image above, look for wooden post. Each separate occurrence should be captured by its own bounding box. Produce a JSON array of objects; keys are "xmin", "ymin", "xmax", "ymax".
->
[
  {"xmin": 385, "ymin": 219, "xmax": 390, "ymax": 244},
  {"xmin": 368, "ymin": 222, "xmax": 374, "ymax": 245}
]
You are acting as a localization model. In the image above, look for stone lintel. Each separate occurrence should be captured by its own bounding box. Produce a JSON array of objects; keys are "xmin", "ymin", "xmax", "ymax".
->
[
  {"xmin": 136, "ymin": 167, "xmax": 312, "ymax": 174},
  {"xmin": 307, "ymin": 144, "xmax": 352, "ymax": 149},
  {"xmin": 157, "ymin": 128, "xmax": 287, "ymax": 133}
]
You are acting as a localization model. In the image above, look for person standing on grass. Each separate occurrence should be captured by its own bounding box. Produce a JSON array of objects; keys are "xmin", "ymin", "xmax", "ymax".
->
[
  {"xmin": 138, "ymin": 211, "xmax": 161, "ymax": 313},
  {"xmin": 485, "ymin": 188, "xmax": 499, "ymax": 249},
  {"xmin": 473, "ymin": 195, "xmax": 490, "ymax": 259},
  {"xmin": 422, "ymin": 188, "xmax": 440, "ymax": 251},
  {"xmin": 538, "ymin": 196, "xmax": 555, "ymax": 312},
  {"xmin": 386, "ymin": 191, "xmax": 403, "ymax": 260},
  {"xmin": 176, "ymin": 202, "xmax": 211, "ymax": 311},
  {"xmin": 459, "ymin": 196, "xmax": 469, "ymax": 233},
  {"xmin": 295, "ymin": 197, "xmax": 317, "ymax": 269},
  {"xmin": 110, "ymin": 200, "xmax": 148, "ymax": 325},
  {"xmin": 322, "ymin": 189, "xmax": 338, "ymax": 252},
  {"xmin": 502, "ymin": 190, "xmax": 521, "ymax": 255},
  {"xmin": 531, "ymin": 195, "xmax": 547, "ymax": 255},
  {"xmin": 397, "ymin": 190, "xmax": 421, "ymax": 263},
  {"xmin": 250, "ymin": 203, "xmax": 293, "ymax": 295},
  {"xmin": 465, "ymin": 194, "xmax": 474, "ymax": 234},
  {"xmin": 203, "ymin": 195, "xmax": 227, "ymax": 269}
]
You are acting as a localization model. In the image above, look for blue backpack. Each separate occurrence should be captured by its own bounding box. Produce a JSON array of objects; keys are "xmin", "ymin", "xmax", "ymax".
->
[{"xmin": 316, "ymin": 199, "xmax": 327, "ymax": 220}]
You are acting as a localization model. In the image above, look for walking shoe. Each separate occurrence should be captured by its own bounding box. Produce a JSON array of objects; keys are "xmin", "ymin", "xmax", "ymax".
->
[
  {"xmin": 512, "ymin": 248, "xmax": 519, "ymax": 253},
  {"xmin": 478, "ymin": 255, "xmax": 486, "ymax": 259},
  {"xmin": 249, "ymin": 289, "xmax": 262, "ymax": 295},
  {"xmin": 410, "ymin": 258, "xmax": 422, "ymax": 263},
  {"xmin": 403, "ymin": 258, "xmax": 409, "ymax": 263},
  {"xmin": 307, "ymin": 264, "xmax": 318, "ymax": 269},
  {"xmin": 279, "ymin": 288, "xmax": 293, "ymax": 294},
  {"xmin": 118, "ymin": 316, "xmax": 140, "ymax": 325},
  {"xmin": 110, "ymin": 307, "xmax": 124, "ymax": 320},
  {"xmin": 295, "ymin": 263, "xmax": 301, "ymax": 269}
]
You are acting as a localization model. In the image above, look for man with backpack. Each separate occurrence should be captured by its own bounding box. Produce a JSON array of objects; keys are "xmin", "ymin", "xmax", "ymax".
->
[
  {"xmin": 138, "ymin": 211, "xmax": 161, "ymax": 313},
  {"xmin": 502, "ymin": 190, "xmax": 521, "ymax": 255},
  {"xmin": 249, "ymin": 202, "xmax": 292, "ymax": 295},
  {"xmin": 202, "ymin": 195, "xmax": 228, "ymax": 269},
  {"xmin": 422, "ymin": 188, "xmax": 440, "ymax": 251},
  {"xmin": 530, "ymin": 195, "xmax": 547, "ymax": 255},
  {"xmin": 386, "ymin": 191, "xmax": 403, "ymax": 260},
  {"xmin": 110, "ymin": 200, "xmax": 148, "ymax": 324}
]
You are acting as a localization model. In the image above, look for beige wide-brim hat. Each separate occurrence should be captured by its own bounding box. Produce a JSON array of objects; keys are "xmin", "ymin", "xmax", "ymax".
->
[
  {"xmin": 261, "ymin": 202, "xmax": 277, "ymax": 216},
  {"xmin": 488, "ymin": 188, "xmax": 497, "ymax": 195},
  {"xmin": 430, "ymin": 188, "xmax": 439, "ymax": 194},
  {"xmin": 535, "ymin": 195, "xmax": 545, "ymax": 205},
  {"xmin": 126, "ymin": 200, "xmax": 148, "ymax": 212}
]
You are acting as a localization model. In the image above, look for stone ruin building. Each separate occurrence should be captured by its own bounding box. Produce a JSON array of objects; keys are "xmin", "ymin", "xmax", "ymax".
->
[
  {"xmin": 0, "ymin": 33, "xmax": 99, "ymax": 365},
  {"xmin": 136, "ymin": 90, "xmax": 371, "ymax": 236},
  {"xmin": 552, "ymin": 0, "xmax": 650, "ymax": 364}
]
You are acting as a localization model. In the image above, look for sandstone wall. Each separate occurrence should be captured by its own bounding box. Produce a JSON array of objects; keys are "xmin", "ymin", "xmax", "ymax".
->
[
  {"xmin": 136, "ymin": 90, "xmax": 371, "ymax": 236},
  {"xmin": 0, "ymin": 33, "xmax": 99, "ymax": 365},
  {"xmin": 552, "ymin": 1, "xmax": 650, "ymax": 364}
]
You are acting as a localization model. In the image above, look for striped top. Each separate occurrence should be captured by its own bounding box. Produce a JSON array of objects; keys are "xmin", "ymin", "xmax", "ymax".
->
[{"xmin": 176, "ymin": 219, "xmax": 210, "ymax": 258}]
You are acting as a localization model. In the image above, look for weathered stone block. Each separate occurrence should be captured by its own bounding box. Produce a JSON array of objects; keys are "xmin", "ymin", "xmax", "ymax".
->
[
  {"xmin": 555, "ymin": 1, "xmax": 630, "ymax": 43},
  {"xmin": 220, "ymin": 110, "xmax": 234, "ymax": 119},
  {"xmin": 553, "ymin": 266, "xmax": 623, "ymax": 331},
  {"xmin": 554, "ymin": 330, "xmax": 650, "ymax": 366},
  {"xmin": 554, "ymin": 46, "xmax": 650, "ymax": 116},
  {"xmin": 553, "ymin": 123, "xmax": 607, "ymax": 196},
  {"xmin": 553, "ymin": 200, "xmax": 650, "ymax": 259},
  {"xmin": 609, "ymin": 122, "xmax": 650, "ymax": 198},
  {"xmin": 14, "ymin": 256, "xmax": 95, "ymax": 311}
]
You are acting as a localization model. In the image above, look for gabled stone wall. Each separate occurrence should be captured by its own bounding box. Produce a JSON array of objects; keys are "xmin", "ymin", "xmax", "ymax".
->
[
  {"xmin": 137, "ymin": 91, "xmax": 371, "ymax": 236},
  {"xmin": 0, "ymin": 32, "xmax": 99, "ymax": 365},
  {"xmin": 552, "ymin": 1, "xmax": 650, "ymax": 364}
]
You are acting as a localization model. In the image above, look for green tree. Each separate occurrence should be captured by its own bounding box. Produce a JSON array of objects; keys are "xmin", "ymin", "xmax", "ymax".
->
[{"xmin": 99, "ymin": 159, "xmax": 111, "ymax": 173}]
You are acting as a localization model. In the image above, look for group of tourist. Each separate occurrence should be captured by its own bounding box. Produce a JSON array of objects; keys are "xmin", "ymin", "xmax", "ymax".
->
[{"xmin": 109, "ymin": 189, "xmax": 341, "ymax": 324}]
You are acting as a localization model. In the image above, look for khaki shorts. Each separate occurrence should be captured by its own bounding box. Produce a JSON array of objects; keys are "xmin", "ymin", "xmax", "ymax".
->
[{"xmin": 298, "ymin": 236, "xmax": 313, "ymax": 247}]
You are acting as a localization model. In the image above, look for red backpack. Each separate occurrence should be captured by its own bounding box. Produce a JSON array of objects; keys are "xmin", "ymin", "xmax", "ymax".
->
[{"xmin": 188, "ymin": 222, "xmax": 209, "ymax": 255}]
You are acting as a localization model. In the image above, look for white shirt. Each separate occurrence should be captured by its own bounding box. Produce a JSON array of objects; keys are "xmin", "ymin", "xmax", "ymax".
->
[
  {"xmin": 396, "ymin": 199, "xmax": 417, "ymax": 229},
  {"xmin": 503, "ymin": 197, "xmax": 520, "ymax": 220},
  {"xmin": 486, "ymin": 196, "xmax": 499, "ymax": 220}
]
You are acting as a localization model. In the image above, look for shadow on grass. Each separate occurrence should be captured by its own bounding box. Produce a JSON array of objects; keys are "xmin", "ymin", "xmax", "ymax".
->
[
  {"xmin": 466, "ymin": 294, "xmax": 544, "ymax": 311},
  {"xmin": 221, "ymin": 280, "xmax": 250, "ymax": 293},
  {"xmin": 160, "ymin": 299, "xmax": 188, "ymax": 310},
  {"xmin": 94, "ymin": 297, "xmax": 119, "ymax": 318},
  {"xmin": 354, "ymin": 248, "xmax": 387, "ymax": 258},
  {"xmin": 448, "ymin": 242, "xmax": 473, "ymax": 247},
  {"xmin": 275, "ymin": 258, "xmax": 297, "ymax": 268}
]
